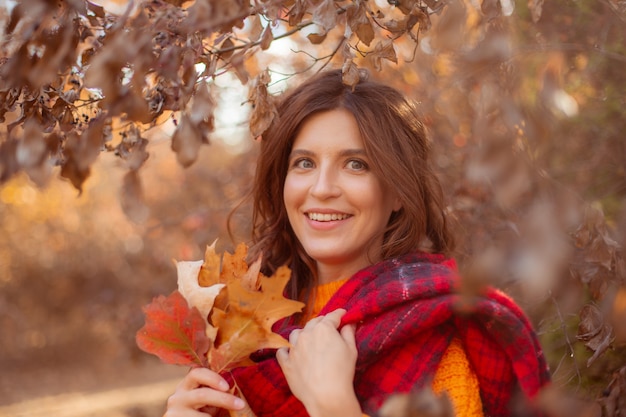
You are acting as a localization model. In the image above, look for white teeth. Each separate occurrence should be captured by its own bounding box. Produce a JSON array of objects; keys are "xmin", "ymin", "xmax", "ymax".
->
[{"xmin": 308, "ymin": 213, "xmax": 349, "ymax": 221}]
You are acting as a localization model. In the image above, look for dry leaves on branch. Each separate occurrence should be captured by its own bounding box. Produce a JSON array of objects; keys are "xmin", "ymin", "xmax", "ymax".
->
[
  {"xmin": 577, "ymin": 304, "xmax": 615, "ymax": 367},
  {"xmin": 600, "ymin": 366, "xmax": 626, "ymax": 417}
]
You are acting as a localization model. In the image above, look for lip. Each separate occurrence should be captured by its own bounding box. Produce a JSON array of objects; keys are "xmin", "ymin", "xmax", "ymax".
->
[{"xmin": 303, "ymin": 209, "xmax": 352, "ymax": 228}]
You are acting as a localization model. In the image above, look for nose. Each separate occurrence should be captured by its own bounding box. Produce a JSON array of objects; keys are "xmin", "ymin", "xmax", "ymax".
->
[{"xmin": 310, "ymin": 165, "xmax": 341, "ymax": 199}]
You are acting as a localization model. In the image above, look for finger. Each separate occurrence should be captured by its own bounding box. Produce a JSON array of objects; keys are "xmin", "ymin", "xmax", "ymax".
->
[
  {"xmin": 302, "ymin": 315, "xmax": 324, "ymax": 330},
  {"xmin": 181, "ymin": 368, "xmax": 229, "ymax": 391},
  {"xmin": 321, "ymin": 308, "xmax": 347, "ymax": 328},
  {"xmin": 288, "ymin": 328, "xmax": 301, "ymax": 345},
  {"xmin": 164, "ymin": 407, "xmax": 209, "ymax": 417},
  {"xmin": 188, "ymin": 387, "xmax": 245, "ymax": 411},
  {"xmin": 340, "ymin": 323, "xmax": 358, "ymax": 355},
  {"xmin": 199, "ymin": 405, "xmax": 219, "ymax": 415},
  {"xmin": 276, "ymin": 347, "xmax": 289, "ymax": 368}
]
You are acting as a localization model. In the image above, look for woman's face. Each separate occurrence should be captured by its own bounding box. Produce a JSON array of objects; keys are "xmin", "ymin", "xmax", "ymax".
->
[{"xmin": 283, "ymin": 109, "xmax": 401, "ymax": 282}]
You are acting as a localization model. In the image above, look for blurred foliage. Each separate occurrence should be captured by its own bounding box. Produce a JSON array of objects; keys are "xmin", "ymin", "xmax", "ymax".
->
[{"xmin": 1, "ymin": 0, "xmax": 625, "ymax": 415}]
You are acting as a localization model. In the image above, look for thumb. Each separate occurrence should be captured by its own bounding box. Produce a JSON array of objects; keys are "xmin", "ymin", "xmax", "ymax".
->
[
  {"xmin": 276, "ymin": 347, "xmax": 289, "ymax": 368},
  {"xmin": 340, "ymin": 323, "xmax": 356, "ymax": 345}
]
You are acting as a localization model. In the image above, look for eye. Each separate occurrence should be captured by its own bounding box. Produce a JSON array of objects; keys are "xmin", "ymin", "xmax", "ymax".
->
[
  {"xmin": 292, "ymin": 158, "xmax": 315, "ymax": 169},
  {"xmin": 346, "ymin": 159, "xmax": 367, "ymax": 171}
]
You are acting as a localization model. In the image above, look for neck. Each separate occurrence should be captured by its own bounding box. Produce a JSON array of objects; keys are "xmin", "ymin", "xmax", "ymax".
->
[{"xmin": 316, "ymin": 258, "xmax": 375, "ymax": 285}]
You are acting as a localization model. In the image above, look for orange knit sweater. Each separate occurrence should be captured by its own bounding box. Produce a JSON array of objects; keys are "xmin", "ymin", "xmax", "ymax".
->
[{"xmin": 310, "ymin": 279, "xmax": 484, "ymax": 417}]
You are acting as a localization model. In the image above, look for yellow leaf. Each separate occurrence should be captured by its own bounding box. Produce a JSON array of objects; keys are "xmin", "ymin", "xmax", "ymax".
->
[
  {"xmin": 177, "ymin": 240, "xmax": 304, "ymax": 373},
  {"xmin": 209, "ymin": 265, "xmax": 304, "ymax": 371},
  {"xmin": 198, "ymin": 240, "xmax": 221, "ymax": 287}
]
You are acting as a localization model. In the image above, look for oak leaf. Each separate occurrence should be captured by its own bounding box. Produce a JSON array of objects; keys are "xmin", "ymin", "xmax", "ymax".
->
[
  {"xmin": 136, "ymin": 290, "xmax": 211, "ymax": 368},
  {"xmin": 138, "ymin": 241, "xmax": 304, "ymax": 375},
  {"xmin": 177, "ymin": 257, "xmax": 224, "ymax": 334},
  {"xmin": 209, "ymin": 265, "xmax": 304, "ymax": 372}
]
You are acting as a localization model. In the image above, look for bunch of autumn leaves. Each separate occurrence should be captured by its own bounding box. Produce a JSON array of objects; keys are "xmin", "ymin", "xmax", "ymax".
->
[{"xmin": 136, "ymin": 242, "xmax": 304, "ymax": 389}]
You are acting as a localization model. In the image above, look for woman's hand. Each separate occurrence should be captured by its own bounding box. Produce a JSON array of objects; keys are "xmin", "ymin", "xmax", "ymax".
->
[
  {"xmin": 276, "ymin": 308, "xmax": 361, "ymax": 417},
  {"xmin": 164, "ymin": 367, "xmax": 245, "ymax": 417}
]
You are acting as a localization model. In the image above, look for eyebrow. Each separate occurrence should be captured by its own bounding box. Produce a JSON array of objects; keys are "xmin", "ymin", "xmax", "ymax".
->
[{"xmin": 288, "ymin": 148, "xmax": 367, "ymax": 159}]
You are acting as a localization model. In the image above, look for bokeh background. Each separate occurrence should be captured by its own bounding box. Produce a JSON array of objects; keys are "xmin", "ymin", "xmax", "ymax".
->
[{"xmin": 1, "ymin": 0, "xmax": 625, "ymax": 416}]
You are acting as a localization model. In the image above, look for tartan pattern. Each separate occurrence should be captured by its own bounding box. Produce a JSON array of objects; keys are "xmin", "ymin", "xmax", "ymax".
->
[{"xmin": 228, "ymin": 252, "xmax": 550, "ymax": 417}]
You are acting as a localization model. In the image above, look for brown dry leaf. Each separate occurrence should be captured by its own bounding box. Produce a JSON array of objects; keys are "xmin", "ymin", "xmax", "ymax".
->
[
  {"xmin": 260, "ymin": 25, "xmax": 274, "ymax": 50},
  {"xmin": 312, "ymin": 0, "xmax": 337, "ymax": 33},
  {"xmin": 408, "ymin": 5, "xmax": 431, "ymax": 33},
  {"xmin": 116, "ymin": 128, "xmax": 149, "ymax": 171},
  {"xmin": 248, "ymin": 14, "xmax": 264, "ymax": 42},
  {"xmin": 189, "ymin": 82, "xmax": 215, "ymax": 132},
  {"xmin": 120, "ymin": 170, "xmax": 149, "ymax": 224},
  {"xmin": 369, "ymin": 40, "xmax": 397, "ymax": 72},
  {"xmin": 171, "ymin": 114, "xmax": 202, "ymax": 167},
  {"xmin": 342, "ymin": 58, "xmax": 361, "ymax": 90},
  {"xmin": 86, "ymin": 1, "xmax": 105, "ymax": 18},
  {"xmin": 600, "ymin": 366, "xmax": 626, "ymax": 417},
  {"xmin": 430, "ymin": 0, "xmax": 467, "ymax": 52},
  {"xmin": 183, "ymin": 0, "xmax": 247, "ymax": 34},
  {"xmin": 481, "ymin": 0, "xmax": 502, "ymax": 19},
  {"xmin": 230, "ymin": 49, "xmax": 250, "ymax": 85},
  {"xmin": 347, "ymin": 1, "xmax": 375, "ymax": 46},
  {"xmin": 0, "ymin": 139, "xmax": 19, "ymax": 183},
  {"xmin": 155, "ymin": 44, "xmax": 184, "ymax": 81},
  {"xmin": 0, "ymin": 88, "xmax": 20, "ymax": 123},
  {"xmin": 208, "ymin": 265, "xmax": 304, "ymax": 372},
  {"xmin": 573, "ymin": 206, "xmax": 609, "ymax": 254},
  {"xmin": 528, "ymin": 0, "xmax": 545, "ymax": 22},
  {"xmin": 31, "ymin": 17, "xmax": 80, "ymax": 91},
  {"xmin": 287, "ymin": 0, "xmax": 307, "ymax": 26},
  {"xmin": 577, "ymin": 303, "xmax": 614, "ymax": 367},
  {"xmin": 83, "ymin": 25, "xmax": 127, "ymax": 103},
  {"xmin": 60, "ymin": 116, "xmax": 106, "ymax": 192},
  {"xmin": 394, "ymin": 0, "xmax": 417, "ymax": 15},
  {"xmin": 307, "ymin": 32, "xmax": 328, "ymax": 44},
  {"xmin": 248, "ymin": 69, "xmax": 277, "ymax": 138},
  {"xmin": 219, "ymin": 37, "xmax": 236, "ymax": 60},
  {"xmin": 17, "ymin": 118, "xmax": 50, "ymax": 186},
  {"xmin": 378, "ymin": 387, "xmax": 454, "ymax": 417}
]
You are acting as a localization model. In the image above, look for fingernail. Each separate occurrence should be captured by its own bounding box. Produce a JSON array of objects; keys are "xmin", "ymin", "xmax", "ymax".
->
[
  {"xmin": 219, "ymin": 379, "xmax": 229, "ymax": 390},
  {"xmin": 234, "ymin": 398, "xmax": 245, "ymax": 409}
]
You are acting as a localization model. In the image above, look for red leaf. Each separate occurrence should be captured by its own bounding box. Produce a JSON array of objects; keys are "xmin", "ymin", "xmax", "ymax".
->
[{"xmin": 136, "ymin": 290, "xmax": 211, "ymax": 368}]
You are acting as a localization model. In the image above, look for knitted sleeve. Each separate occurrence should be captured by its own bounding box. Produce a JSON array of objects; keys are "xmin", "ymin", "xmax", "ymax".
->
[{"xmin": 432, "ymin": 338, "xmax": 484, "ymax": 417}]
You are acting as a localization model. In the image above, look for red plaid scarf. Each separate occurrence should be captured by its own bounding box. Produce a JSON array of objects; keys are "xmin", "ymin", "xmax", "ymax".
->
[{"xmin": 228, "ymin": 252, "xmax": 550, "ymax": 416}]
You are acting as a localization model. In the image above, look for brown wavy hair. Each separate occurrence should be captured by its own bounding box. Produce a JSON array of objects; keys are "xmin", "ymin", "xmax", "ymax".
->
[{"xmin": 247, "ymin": 69, "xmax": 454, "ymax": 304}]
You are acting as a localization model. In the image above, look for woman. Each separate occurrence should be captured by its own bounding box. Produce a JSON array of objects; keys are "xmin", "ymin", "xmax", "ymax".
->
[{"xmin": 165, "ymin": 69, "xmax": 550, "ymax": 417}]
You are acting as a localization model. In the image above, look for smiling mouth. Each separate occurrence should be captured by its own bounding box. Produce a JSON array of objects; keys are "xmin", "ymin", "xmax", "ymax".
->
[{"xmin": 307, "ymin": 213, "xmax": 351, "ymax": 222}]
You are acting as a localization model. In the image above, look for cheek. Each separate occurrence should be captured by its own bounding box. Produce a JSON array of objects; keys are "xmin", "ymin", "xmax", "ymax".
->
[
  {"xmin": 283, "ymin": 176, "xmax": 293, "ymax": 204},
  {"xmin": 283, "ymin": 176, "xmax": 301, "ymax": 213}
]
